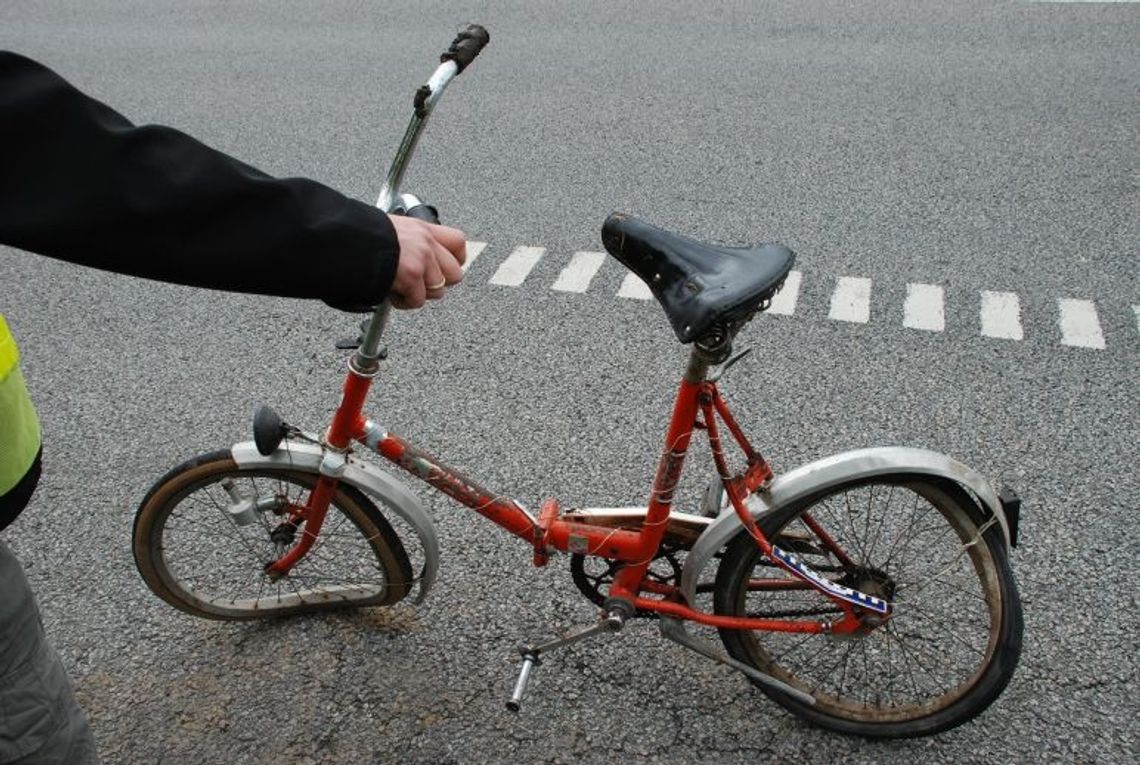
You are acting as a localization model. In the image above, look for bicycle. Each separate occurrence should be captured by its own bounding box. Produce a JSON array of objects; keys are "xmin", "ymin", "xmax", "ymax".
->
[{"xmin": 132, "ymin": 25, "xmax": 1024, "ymax": 738}]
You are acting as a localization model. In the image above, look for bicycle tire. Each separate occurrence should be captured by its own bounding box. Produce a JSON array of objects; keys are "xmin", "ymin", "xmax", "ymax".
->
[
  {"xmin": 713, "ymin": 476, "xmax": 1022, "ymax": 737},
  {"xmin": 133, "ymin": 450, "xmax": 414, "ymax": 620}
]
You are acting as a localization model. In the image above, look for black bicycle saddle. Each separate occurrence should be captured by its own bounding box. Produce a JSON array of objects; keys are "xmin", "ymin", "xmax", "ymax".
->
[{"xmin": 601, "ymin": 213, "xmax": 795, "ymax": 344}]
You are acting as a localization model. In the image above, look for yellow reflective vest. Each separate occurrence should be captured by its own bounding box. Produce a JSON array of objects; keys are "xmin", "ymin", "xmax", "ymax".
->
[{"xmin": 0, "ymin": 314, "xmax": 41, "ymax": 496}]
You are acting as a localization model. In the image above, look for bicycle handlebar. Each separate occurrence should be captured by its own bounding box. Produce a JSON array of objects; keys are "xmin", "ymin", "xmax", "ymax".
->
[
  {"xmin": 440, "ymin": 25, "xmax": 490, "ymax": 73},
  {"xmin": 359, "ymin": 25, "xmax": 488, "ymax": 367}
]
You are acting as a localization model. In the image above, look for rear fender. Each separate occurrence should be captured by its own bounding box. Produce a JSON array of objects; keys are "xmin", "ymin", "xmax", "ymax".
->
[
  {"xmin": 679, "ymin": 447, "xmax": 1014, "ymax": 605},
  {"xmin": 231, "ymin": 439, "xmax": 439, "ymax": 604}
]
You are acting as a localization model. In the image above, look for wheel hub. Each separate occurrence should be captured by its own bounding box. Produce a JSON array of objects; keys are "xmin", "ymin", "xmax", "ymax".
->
[{"xmin": 269, "ymin": 520, "xmax": 299, "ymax": 546}]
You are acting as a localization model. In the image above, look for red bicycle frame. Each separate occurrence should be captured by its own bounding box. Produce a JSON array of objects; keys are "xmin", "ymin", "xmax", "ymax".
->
[{"xmin": 265, "ymin": 341, "xmax": 873, "ymax": 637}]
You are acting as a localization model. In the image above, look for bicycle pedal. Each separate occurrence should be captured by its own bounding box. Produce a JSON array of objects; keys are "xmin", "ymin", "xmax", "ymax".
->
[{"xmin": 506, "ymin": 648, "xmax": 541, "ymax": 712}]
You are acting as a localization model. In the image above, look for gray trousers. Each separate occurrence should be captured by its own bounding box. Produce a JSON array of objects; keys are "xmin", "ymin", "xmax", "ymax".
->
[{"xmin": 0, "ymin": 539, "xmax": 97, "ymax": 764}]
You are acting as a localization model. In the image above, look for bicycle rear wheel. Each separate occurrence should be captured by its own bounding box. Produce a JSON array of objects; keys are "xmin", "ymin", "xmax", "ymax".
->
[
  {"xmin": 713, "ymin": 476, "xmax": 1022, "ymax": 737},
  {"xmin": 133, "ymin": 450, "xmax": 414, "ymax": 620}
]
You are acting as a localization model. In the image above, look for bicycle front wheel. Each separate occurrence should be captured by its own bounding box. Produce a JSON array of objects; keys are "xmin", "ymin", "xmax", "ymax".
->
[
  {"xmin": 713, "ymin": 476, "xmax": 1022, "ymax": 737},
  {"xmin": 133, "ymin": 450, "xmax": 414, "ymax": 620}
]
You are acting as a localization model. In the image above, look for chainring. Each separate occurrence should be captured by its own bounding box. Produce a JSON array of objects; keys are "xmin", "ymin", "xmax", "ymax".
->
[{"xmin": 569, "ymin": 546, "xmax": 684, "ymax": 619}]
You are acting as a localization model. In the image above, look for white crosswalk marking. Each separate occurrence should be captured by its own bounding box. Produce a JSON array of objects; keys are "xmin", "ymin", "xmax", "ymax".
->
[
  {"xmin": 828, "ymin": 277, "xmax": 872, "ymax": 323},
  {"xmin": 1059, "ymin": 299, "xmax": 1106, "ymax": 349},
  {"xmin": 980, "ymin": 291, "xmax": 1024, "ymax": 341},
  {"xmin": 617, "ymin": 273, "xmax": 653, "ymax": 300},
  {"xmin": 903, "ymin": 283, "xmax": 945, "ymax": 332},
  {"xmin": 767, "ymin": 270, "xmax": 802, "ymax": 315},
  {"xmin": 489, "ymin": 246, "xmax": 544, "ymax": 286},
  {"xmin": 458, "ymin": 239, "xmax": 1137, "ymax": 352},
  {"xmin": 552, "ymin": 251, "xmax": 606, "ymax": 293},
  {"xmin": 462, "ymin": 241, "xmax": 487, "ymax": 273}
]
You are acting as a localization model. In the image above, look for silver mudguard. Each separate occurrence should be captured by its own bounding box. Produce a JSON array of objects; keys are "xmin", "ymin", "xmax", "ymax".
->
[
  {"xmin": 678, "ymin": 446, "xmax": 1012, "ymax": 605},
  {"xmin": 231, "ymin": 439, "xmax": 439, "ymax": 604}
]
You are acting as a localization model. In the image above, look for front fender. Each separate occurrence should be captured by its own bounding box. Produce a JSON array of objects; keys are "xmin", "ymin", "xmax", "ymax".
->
[
  {"xmin": 679, "ymin": 447, "xmax": 1013, "ymax": 605},
  {"xmin": 231, "ymin": 439, "xmax": 439, "ymax": 604}
]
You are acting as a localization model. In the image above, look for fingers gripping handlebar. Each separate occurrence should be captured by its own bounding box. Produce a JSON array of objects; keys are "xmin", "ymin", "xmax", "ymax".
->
[{"xmin": 441, "ymin": 24, "xmax": 490, "ymax": 73}]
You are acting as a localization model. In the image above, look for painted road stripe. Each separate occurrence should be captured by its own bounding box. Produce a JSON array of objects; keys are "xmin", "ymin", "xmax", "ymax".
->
[
  {"xmin": 462, "ymin": 241, "xmax": 487, "ymax": 273},
  {"xmin": 464, "ymin": 240, "xmax": 1138, "ymax": 352},
  {"xmin": 617, "ymin": 273, "xmax": 654, "ymax": 300},
  {"xmin": 767, "ymin": 270, "xmax": 802, "ymax": 315},
  {"xmin": 903, "ymin": 283, "xmax": 945, "ymax": 332},
  {"xmin": 489, "ymin": 246, "xmax": 544, "ymax": 286},
  {"xmin": 552, "ymin": 251, "xmax": 606, "ymax": 293},
  {"xmin": 828, "ymin": 277, "xmax": 872, "ymax": 323},
  {"xmin": 980, "ymin": 291, "xmax": 1024, "ymax": 341},
  {"xmin": 1059, "ymin": 299, "xmax": 1106, "ymax": 349}
]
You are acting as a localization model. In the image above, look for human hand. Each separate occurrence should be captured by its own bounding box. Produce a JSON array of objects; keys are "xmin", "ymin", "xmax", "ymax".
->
[{"xmin": 388, "ymin": 215, "xmax": 467, "ymax": 309}]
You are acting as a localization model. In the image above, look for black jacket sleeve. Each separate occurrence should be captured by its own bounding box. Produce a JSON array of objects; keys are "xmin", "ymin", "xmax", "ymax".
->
[{"xmin": 0, "ymin": 51, "xmax": 398, "ymax": 310}]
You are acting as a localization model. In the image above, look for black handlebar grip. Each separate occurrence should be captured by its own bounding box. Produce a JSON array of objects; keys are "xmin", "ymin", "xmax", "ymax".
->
[{"xmin": 441, "ymin": 24, "xmax": 489, "ymax": 73}]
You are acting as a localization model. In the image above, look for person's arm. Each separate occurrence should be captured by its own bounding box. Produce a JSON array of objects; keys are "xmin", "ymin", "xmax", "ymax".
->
[{"xmin": 0, "ymin": 51, "xmax": 411, "ymax": 308}]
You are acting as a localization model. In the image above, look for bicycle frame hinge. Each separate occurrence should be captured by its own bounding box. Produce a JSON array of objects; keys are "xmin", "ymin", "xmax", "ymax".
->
[
  {"xmin": 533, "ymin": 498, "xmax": 561, "ymax": 566},
  {"xmin": 732, "ymin": 454, "xmax": 774, "ymax": 496}
]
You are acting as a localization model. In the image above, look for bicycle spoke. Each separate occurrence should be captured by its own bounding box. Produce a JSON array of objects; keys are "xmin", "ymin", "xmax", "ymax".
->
[
  {"xmin": 766, "ymin": 630, "xmax": 819, "ymax": 665},
  {"xmin": 836, "ymin": 641, "xmax": 854, "ymax": 700},
  {"xmin": 180, "ymin": 495, "xmax": 267, "ymax": 564},
  {"xmin": 860, "ymin": 638, "xmax": 872, "ymax": 708},
  {"xmin": 861, "ymin": 484, "xmax": 876, "ymax": 566},
  {"xmin": 896, "ymin": 604, "xmax": 988, "ymax": 657},
  {"xmin": 812, "ymin": 640, "xmax": 857, "ymax": 697},
  {"xmin": 840, "ymin": 492, "xmax": 870, "ymax": 563},
  {"xmin": 863, "ymin": 485, "xmax": 893, "ymax": 565},
  {"xmin": 881, "ymin": 624, "xmax": 945, "ymax": 691},
  {"xmin": 884, "ymin": 491, "xmax": 927, "ymax": 571}
]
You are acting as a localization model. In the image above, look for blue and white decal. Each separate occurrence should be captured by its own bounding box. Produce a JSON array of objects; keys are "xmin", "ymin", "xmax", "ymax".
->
[{"xmin": 770, "ymin": 546, "xmax": 891, "ymax": 615}]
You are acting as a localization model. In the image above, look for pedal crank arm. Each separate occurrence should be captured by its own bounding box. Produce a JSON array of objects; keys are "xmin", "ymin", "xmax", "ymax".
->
[
  {"xmin": 658, "ymin": 617, "xmax": 816, "ymax": 706},
  {"xmin": 506, "ymin": 609, "xmax": 627, "ymax": 712},
  {"xmin": 524, "ymin": 612, "xmax": 623, "ymax": 656}
]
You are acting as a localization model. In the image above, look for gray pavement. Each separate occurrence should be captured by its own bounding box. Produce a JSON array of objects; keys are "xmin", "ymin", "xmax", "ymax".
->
[{"xmin": 1, "ymin": 2, "xmax": 1137, "ymax": 763}]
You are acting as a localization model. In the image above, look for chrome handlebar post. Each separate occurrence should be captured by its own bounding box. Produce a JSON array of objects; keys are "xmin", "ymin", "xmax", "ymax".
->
[
  {"xmin": 355, "ymin": 59, "xmax": 462, "ymax": 368},
  {"xmin": 375, "ymin": 60, "xmax": 460, "ymax": 213}
]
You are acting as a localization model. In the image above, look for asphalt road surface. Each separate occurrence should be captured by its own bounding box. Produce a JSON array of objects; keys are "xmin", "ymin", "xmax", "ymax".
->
[{"xmin": 2, "ymin": 2, "xmax": 1137, "ymax": 763}]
